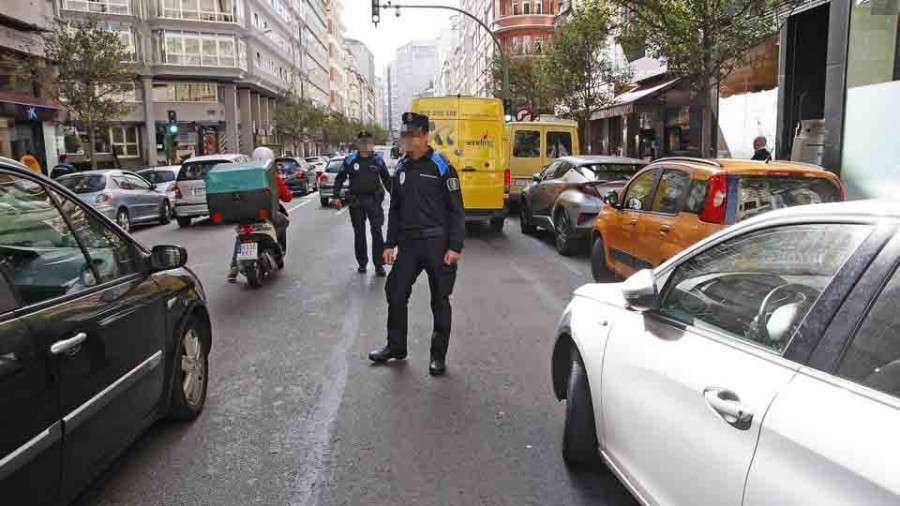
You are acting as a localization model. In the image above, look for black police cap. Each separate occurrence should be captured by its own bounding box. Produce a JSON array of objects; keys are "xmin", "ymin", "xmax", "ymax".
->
[
  {"xmin": 357, "ymin": 130, "xmax": 373, "ymax": 140},
  {"xmin": 401, "ymin": 112, "xmax": 429, "ymax": 133}
]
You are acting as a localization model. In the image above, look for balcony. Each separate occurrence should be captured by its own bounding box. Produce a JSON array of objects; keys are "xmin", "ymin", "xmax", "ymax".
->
[
  {"xmin": 62, "ymin": 0, "xmax": 130, "ymax": 15},
  {"xmin": 493, "ymin": 13, "xmax": 555, "ymax": 35}
]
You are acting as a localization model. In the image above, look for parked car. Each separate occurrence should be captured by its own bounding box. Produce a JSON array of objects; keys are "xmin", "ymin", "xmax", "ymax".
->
[
  {"xmin": 520, "ymin": 155, "xmax": 647, "ymax": 255},
  {"xmin": 137, "ymin": 165, "xmax": 181, "ymax": 216},
  {"xmin": 305, "ymin": 156, "xmax": 329, "ymax": 176},
  {"xmin": 317, "ymin": 157, "xmax": 346, "ymax": 207},
  {"xmin": 551, "ymin": 200, "xmax": 900, "ymax": 506},
  {"xmin": 173, "ymin": 153, "xmax": 250, "ymax": 227},
  {"xmin": 274, "ymin": 157, "xmax": 316, "ymax": 195},
  {"xmin": 0, "ymin": 157, "xmax": 211, "ymax": 506},
  {"xmin": 590, "ymin": 157, "xmax": 844, "ymax": 281},
  {"xmin": 57, "ymin": 170, "xmax": 172, "ymax": 232}
]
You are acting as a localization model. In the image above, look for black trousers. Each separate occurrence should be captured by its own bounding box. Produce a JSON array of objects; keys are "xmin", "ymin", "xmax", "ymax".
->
[
  {"xmin": 385, "ymin": 236, "xmax": 458, "ymax": 359},
  {"xmin": 349, "ymin": 194, "xmax": 385, "ymax": 269}
]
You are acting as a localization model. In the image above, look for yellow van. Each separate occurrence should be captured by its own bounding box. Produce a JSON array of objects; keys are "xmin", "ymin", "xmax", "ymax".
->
[
  {"xmin": 411, "ymin": 96, "xmax": 509, "ymax": 232},
  {"xmin": 507, "ymin": 119, "xmax": 580, "ymax": 199}
]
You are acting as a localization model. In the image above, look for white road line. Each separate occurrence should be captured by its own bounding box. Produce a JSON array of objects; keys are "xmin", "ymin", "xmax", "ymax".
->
[
  {"xmin": 287, "ymin": 200, "xmax": 313, "ymax": 212},
  {"xmin": 335, "ymin": 207, "xmax": 349, "ymax": 216}
]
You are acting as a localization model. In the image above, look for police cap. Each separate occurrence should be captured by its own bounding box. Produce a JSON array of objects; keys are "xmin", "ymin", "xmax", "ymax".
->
[
  {"xmin": 357, "ymin": 130, "xmax": 373, "ymax": 140},
  {"xmin": 400, "ymin": 112, "xmax": 429, "ymax": 134}
]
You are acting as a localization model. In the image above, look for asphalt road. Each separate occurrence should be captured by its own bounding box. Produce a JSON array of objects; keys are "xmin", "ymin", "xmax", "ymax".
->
[{"xmin": 75, "ymin": 192, "xmax": 637, "ymax": 506}]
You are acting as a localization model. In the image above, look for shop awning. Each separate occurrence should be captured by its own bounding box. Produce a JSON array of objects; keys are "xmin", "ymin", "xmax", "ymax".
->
[
  {"xmin": 0, "ymin": 94, "xmax": 61, "ymax": 122},
  {"xmin": 592, "ymin": 78, "xmax": 681, "ymax": 120}
]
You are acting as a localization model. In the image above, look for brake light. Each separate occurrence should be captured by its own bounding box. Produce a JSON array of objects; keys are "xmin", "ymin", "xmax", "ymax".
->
[
  {"xmin": 699, "ymin": 174, "xmax": 728, "ymax": 224},
  {"xmin": 211, "ymin": 212, "xmax": 223, "ymax": 223},
  {"xmin": 834, "ymin": 178, "xmax": 845, "ymax": 200},
  {"xmin": 319, "ymin": 174, "xmax": 328, "ymax": 182},
  {"xmin": 258, "ymin": 208, "xmax": 268, "ymax": 220},
  {"xmin": 173, "ymin": 184, "xmax": 182, "ymax": 199},
  {"xmin": 503, "ymin": 168, "xmax": 510, "ymax": 194},
  {"xmin": 95, "ymin": 193, "xmax": 112, "ymax": 204},
  {"xmin": 240, "ymin": 225, "xmax": 255, "ymax": 234}
]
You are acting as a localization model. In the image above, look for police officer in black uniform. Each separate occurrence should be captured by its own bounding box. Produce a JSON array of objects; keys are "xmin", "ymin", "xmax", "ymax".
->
[
  {"xmin": 369, "ymin": 112, "xmax": 465, "ymax": 376},
  {"xmin": 333, "ymin": 131, "xmax": 392, "ymax": 276}
]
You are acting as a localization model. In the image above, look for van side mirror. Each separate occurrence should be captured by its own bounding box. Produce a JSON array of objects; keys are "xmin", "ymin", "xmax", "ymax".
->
[
  {"xmin": 622, "ymin": 269, "xmax": 659, "ymax": 312},
  {"xmin": 605, "ymin": 190, "xmax": 619, "ymax": 207},
  {"xmin": 532, "ymin": 173, "xmax": 542, "ymax": 182}
]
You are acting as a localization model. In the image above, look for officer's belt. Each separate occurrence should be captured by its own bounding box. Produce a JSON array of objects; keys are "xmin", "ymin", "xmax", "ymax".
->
[{"xmin": 402, "ymin": 227, "xmax": 445, "ymax": 240}]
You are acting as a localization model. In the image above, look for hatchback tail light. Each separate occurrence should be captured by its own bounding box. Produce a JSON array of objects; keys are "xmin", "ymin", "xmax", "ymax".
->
[
  {"xmin": 834, "ymin": 178, "xmax": 846, "ymax": 200},
  {"xmin": 699, "ymin": 174, "xmax": 728, "ymax": 224},
  {"xmin": 95, "ymin": 193, "xmax": 112, "ymax": 204},
  {"xmin": 503, "ymin": 169, "xmax": 510, "ymax": 194},
  {"xmin": 173, "ymin": 184, "xmax": 183, "ymax": 199},
  {"xmin": 319, "ymin": 174, "xmax": 328, "ymax": 182}
]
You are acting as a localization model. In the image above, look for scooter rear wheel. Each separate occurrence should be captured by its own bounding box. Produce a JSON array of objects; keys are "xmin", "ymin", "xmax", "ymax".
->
[{"xmin": 245, "ymin": 262, "xmax": 263, "ymax": 288}]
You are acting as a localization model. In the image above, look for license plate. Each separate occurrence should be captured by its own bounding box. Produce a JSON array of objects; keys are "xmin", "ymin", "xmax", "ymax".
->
[
  {"xmin": 516, "ymin": 180, "xmax": 528, "ymax": 186},
  {"xmin": 236, "ymin": 242, "xmax": 258, "ymax": 260},
  {"xmin": 192, "ymin": 188, "xmax": 206, "ymax": 196}
]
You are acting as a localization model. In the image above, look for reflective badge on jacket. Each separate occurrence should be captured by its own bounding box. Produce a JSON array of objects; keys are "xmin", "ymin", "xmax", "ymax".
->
[{"xmin": 447, "ymin": 177, "xmax": 460, "ymax": 191}]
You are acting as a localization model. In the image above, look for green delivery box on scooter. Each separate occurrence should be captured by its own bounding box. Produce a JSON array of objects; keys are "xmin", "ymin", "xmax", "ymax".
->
[{"xmin": 205, "ymin": 160, "xmax": 279, "ymax": 224}]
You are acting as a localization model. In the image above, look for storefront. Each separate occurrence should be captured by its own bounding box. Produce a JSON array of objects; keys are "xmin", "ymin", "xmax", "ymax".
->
[{"xmin": 0, "ymin": 97, "xmax": 59, "ymax": 173}]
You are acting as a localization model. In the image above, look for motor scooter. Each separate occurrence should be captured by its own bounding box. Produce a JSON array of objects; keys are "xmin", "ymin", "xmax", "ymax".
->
[{"xmin": 234, "ymin": 219, "xmax": 284, "ymax": 287}]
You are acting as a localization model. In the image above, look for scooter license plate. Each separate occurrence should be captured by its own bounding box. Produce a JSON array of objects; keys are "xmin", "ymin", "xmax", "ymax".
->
[{"xmin": 237, "ymin": 242, "xmax": 258, "ymax": 260}]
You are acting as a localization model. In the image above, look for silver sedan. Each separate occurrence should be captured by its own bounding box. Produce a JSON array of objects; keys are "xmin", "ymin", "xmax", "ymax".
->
[{"xmin": 57, "ymin": 170, "xmax": 171, "ymax": 232}]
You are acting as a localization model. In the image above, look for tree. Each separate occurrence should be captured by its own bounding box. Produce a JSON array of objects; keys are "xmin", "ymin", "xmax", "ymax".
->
[
  {"xmin": 492, "ymin": 56, "xmax": 556, "ymax": 115},
  {"xmin": 42, "ymin": 18, "xmax": 137, "ymax": 169},
  {"xmin": 610, "ymin": 0, "xmax": 793, "ymax": 155},
  {"xmin": 273, "ymin": 95, "xmax": 325, "ymax": 156},
  {"xmin": 545, "ymin": 0, "xmax": 631, "ymax": 152}
]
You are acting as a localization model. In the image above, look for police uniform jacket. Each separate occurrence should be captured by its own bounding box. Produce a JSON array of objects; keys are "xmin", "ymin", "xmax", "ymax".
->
[
  {"xmin": 385, "ymin": 148, "xmax": 465, "ymax": 253},
  {"xmin": 334, "ymin": 152, "xmax": 391, "ymax": 197}
]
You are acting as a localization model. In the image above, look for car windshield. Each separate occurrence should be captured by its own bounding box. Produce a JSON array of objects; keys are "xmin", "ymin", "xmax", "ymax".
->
[
  {"xmin": 57, "ymin": 174, "xmax": 107, "ymax": 194},
  {"xmin": 275, "ymin": 159, "xmax": 301, "ymax": 173},
  {"xmin": 178, "ymin": 161, "xmax": 228, "ymax": 181},
  {"xmin": 734, "ymin": 176, "xmax": 843, "ymax": 222},
  {"xmin": 326, "ymin": 160, "xmax": 344, "ymax": 173},
  {"xmin": 579, "ymin": 163, "xmax": 644, "ymax": 182},
  {"xmin": 139, "ymin": 170, "xmax": 175, "ymax": 184}
]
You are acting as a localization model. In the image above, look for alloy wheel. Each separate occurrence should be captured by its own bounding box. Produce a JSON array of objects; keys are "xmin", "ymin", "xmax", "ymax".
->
[
  {"xmin": 181, "ymin": 328, "xmax": 206, "ymax": 407},
  {"xmin": 117, "ymin": 210, "xmax": 130, "ymax": 232}
]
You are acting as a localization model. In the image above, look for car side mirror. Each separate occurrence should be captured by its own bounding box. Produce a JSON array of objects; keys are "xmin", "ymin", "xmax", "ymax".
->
[
  {"xmin": 605, "ymin": 190, "xmax": 619, "ymax": 207},
  {"xmin": 150, "ymin": 245, "xmax": 188, "ymax": 271},
  {"xmin": 532, "ymin": 173, "xmax": 542, "ymax": 182},
  {"xmin": 622, "ymin": 269, "xmax": 659, "ymax": 312}
]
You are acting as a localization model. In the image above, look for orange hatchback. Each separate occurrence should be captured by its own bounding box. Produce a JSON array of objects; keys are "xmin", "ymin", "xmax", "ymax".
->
[{"xmin": 590, "ymin": 157, "xmax": 845, "ymax": 281}]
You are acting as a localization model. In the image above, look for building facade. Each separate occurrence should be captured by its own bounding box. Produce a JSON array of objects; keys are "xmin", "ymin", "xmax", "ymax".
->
[
  {"xmin": 495, "ymin": 0, "xmax": 556, "ymax": 60},
  {"xmin": 387, "ymin": 40, "xmax": 438, "ymax": 136},
  {"xmin": 326, "ymin": 0, "xmax": 346, "ymax": 113},
  {"xmin": 0, "ymin": 0, "xmax": 58, "ymax": 174},
  {"xmin": 303, "ymin": 0, "xmax": 330, "ymax": 109},
  {"xmin": 345, "ymin": 38, "xmax": 376, "ymax": 124}
]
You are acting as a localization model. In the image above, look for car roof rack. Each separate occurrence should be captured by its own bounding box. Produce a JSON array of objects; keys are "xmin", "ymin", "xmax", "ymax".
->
[{"xmin": 653, "ymin": 157, "xmax": 722, "ymax": 168}]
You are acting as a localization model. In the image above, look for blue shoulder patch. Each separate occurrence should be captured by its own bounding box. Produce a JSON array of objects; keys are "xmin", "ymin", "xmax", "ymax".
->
[
  {"xmin": 429, "ymin": 152, "xmax": 450, "ymax": 176},
  {"xmin": 346, "ymin": 151, "xmax": 359, "ymax": 164},
  {"xmin": 394, "ymin": 156, "xmax": 408, "ymax": 174}
]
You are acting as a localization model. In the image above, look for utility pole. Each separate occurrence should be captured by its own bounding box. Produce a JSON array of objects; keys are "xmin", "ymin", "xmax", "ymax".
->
[{"xmin": 372, "ymin": 1, "xmax": 512, "ymax": 121}]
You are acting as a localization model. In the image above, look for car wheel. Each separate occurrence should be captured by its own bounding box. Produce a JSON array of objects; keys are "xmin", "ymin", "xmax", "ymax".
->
[
  {"xmin": 591, "ymin": 235, "xmax": 613, "ymax": 282},
  {"xmin": 159, "ymin": 201, "xmax": 171, "ymax": 225},
  {"xmin": 520, "ymin": 202, "xmax": 537, "ymax": 234},
  {"xmin": 116, "ymin": 208, "xmax": 130, "ymax": 232},
  {"xmin": 563, "ymin": 347, "xmax": 600, "ymax": 467},
  {"xmin": 320, "ymin": 197, "xmax": 329, "ymax": 207},
  {"xmin": 554, "ymin": 211, "xmax": 575, "ymax": 257},
  {"xmin": 168, "ymin": 318, "xmax": 209, "ymax": 421},
  {"xmin": 177, "ymin": 216, "xmax": 192, "ymax": 228},
  {"xmin": 490, "ymin": 217, "xmax": 504, "ymax": 233}
]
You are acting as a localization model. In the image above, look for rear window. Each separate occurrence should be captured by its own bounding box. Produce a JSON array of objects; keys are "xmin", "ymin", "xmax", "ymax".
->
[
  {"xmin": 579, "ymin": 163, "xmax": 644, "ymax": 182},
  {"xmin": 547, "ymin": 131, "xmax": 573, "ymax": 158},
  {"xmin": 326, "ymin": 160, "xmax": 344, "ymax": 173},
  {"xmin": 58, "ymin": 174, "xmax": 106, "ymax": 194},
  {"xmin": 139, "ymin": 170, "xmax": 175, "ymax": 184},
  {"xmin": 178, "ymin": 160, "xmax": 228, "ymax": 181},
  {"xmin": 733, "ymin": 176, "xmax": 843, "ymax": 222},
  {"xmin": 275, "ymin": 159, "xmax": 300, "ymax": 173}
]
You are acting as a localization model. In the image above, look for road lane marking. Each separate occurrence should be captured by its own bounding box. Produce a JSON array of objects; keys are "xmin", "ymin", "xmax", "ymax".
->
[
  {"xmin": 335, "ymin": 207, "xmax": 348, "ymax": 216},
  {"xmin": 287, "ymin": 200, "xmax": 313, "ymax": 212}
]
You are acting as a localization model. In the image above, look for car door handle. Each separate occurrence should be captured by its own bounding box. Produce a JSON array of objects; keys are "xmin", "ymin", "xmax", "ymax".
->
[
  {"xmin": 51, "ymin": 332, "xmax": 87, "ymax": 356},
  {"xmin": 660, "ymin": 224, "xmax": 671, "ymax": 233},
  {"xmin": 461, "ymin": 167, "xmax": 477, "ymax": 172},
  {"xmin": 704, "ymin": 388, "xmax": 753, "ymax": 430}
]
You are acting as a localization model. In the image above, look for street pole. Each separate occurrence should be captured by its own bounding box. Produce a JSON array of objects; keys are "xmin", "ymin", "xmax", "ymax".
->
[{"xmin": 377, "ymin": 2, "xmax": 510, "ymax": 110}]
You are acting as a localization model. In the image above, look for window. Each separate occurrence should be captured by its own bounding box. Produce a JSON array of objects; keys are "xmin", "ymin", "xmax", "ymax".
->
[
  {"xmin": 578, "ymin": 164, "xmax": 642, "ymax": 182},
  {"xmin": 683, "ymin": 179, "xmax": 709, "ymax": 214},
  {"xmin": 541, "ymin": 161, "xmax": 560, "ymax": 181},
  {"xmin": 523, "ymin": 36, "xmax": 531, "ymax": 55},
  {"xmin": 513, "ymin": 0, "xmax": 519, "ymax": 15},
  {"xmin": 110, "ymin": 126, "xmax": 140, "ymax": 157},
  {"xmin": 513, "ymin": 130, "xmax": 540, "ymax": 158},
  {"xmin": 524, "ymin": 1, "xmax": 530, "ymax": 14},
  {"xmin": 650, "ymin": 170, "xmax": 691, "ymax": 214},
  {"xmin": 0, "ymin": 173, "xmax": 95, "ymax": 306},
  {"xmin": 534, "ymin": 36, "xmax": 544, "ymax": 55},
  {"xmin": 552, "ymin": 161, "xmax": 571, "ymax": 179},
  {"xmin": 546, "ymin": 131, "xmax": 572, "ymax": 158},
  {"xmin": 660, "ymin": 224, "xmax": 871, "ymax": 353},
  {"xmin": 622, "ymin": 169, "xmax": 658, "ymax": 211},
  {"xmin": 162, "ymin": 31, "xmax": 241, "ymax": 68},
  {"xmin": 124, "ymin": 174, "xmax": 152, "ymax": 191},
  {"xmin": 162, "ymin": 0, "xmax": 237, "ymax": 23},
  {"xmin": 838, "ymin": 266, "xmax": 900, "ymax": 398},
  {"xmin": 63, "ymin": 0, "xmax": 129, "ymax": 15},
  {"xmin": 535, "ymin": 0, "xmax": 542, "ymax": 14},
  {"xmin": 50, "ymin": 189, "xmax": 138, "ymax": 283},
  {"xmin": 152, "ymin": 82, "xmax": 218, "ymax": 103},
  {"xmin": 63, "ymin": 126, "xmax": 139, "ymax": 157},
  {"xmin": 733, "ymin": 176, "xmax": 843, "ymax": 223}
]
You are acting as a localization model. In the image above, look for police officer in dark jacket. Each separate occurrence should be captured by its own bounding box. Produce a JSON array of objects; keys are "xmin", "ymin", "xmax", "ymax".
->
[
  {"xmin": 369, "ymin": 112, "xmax": 465, "ymax": 376},
  {"xmin": 333, "ymin": 131, "xmax": 392, "ymax": 276}
]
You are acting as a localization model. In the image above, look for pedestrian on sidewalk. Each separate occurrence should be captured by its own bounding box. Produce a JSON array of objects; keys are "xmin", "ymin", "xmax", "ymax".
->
[
  {"xmin": 370, "ymin": 112, "xmax": 465, "ymax": 376},
  {"xmin": 19, "ymin": 151, "xmax": 42, "ymax": 174},
  {"xmin": 332, "ymin": 131, "xmax": 392, "ymax": 276},
  {"xmin": 752, "ymin": 136, "xmax": 772, "ymax": 162}
]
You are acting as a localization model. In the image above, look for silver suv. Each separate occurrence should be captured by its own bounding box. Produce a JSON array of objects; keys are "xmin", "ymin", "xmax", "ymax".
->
[{"xmin": 174, "ymin": 154, "xmax": 249, "ymax": 227}]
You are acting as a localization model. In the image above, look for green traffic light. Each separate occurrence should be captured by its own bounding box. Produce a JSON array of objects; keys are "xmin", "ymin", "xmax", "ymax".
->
[{"xmin": 167, "ymin": 123, "xmax": 179, "ymax": 135}]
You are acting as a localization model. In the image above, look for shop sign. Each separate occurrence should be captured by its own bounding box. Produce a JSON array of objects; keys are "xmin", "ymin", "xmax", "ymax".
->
[
  {"xmin": 594, "ymin": 104, "xmax": 634, "ymax": 120},
  {"xmin": 0, "ymin": 100, "xmax": 59, "ymax": 122}
]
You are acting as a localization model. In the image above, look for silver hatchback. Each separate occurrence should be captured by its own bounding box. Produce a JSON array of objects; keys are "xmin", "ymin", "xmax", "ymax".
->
[
  {"xmin": 173, "ymin": 154, "xmax": 249, "ymax": 227},
  {"xmin": 57, "ymin": 170, "xmax": 171, "ymax": 232}
]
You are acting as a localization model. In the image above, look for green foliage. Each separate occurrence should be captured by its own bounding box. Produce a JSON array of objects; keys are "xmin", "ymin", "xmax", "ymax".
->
[
  {"xmin": 492, "ymin": 56, "xmax": 557, "ymax": 114},
  {"xmin": 42, "ymin": 17, "xmax": 137, "ymax": 169},
  {"xmin": 273, "ymin": 95, "xmax": 326, "ymax": 150}
]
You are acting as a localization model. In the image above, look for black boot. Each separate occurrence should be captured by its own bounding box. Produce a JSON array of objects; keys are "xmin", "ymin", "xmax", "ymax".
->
[
  {"xmin": 368, "ymin": 345, "xmax": 407, "ymax": 363},
  {"xmin": 375, "ymin": 266, "xmax": 386, "ymax": 277},
  {"xmin": 429, "ymin": 356, "xmax": 446, "ymax": 376}
]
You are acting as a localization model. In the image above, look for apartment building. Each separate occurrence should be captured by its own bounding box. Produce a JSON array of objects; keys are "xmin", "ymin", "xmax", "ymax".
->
[
  {"xmin": 387, "ymin": 40, "xmax": 437, "ymax": 135},
  {"xmin": 303, "ymin": 0, "xmax": 330, "ymax": 108}
]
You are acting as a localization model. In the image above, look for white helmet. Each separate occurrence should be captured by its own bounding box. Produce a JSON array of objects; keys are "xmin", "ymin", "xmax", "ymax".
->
[{"xmin": 252, "ymin": 146, "xmax": 275, "ymax": 162}]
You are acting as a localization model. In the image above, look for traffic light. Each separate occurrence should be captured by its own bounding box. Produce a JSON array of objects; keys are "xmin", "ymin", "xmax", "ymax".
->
[
  {"xmin": 371, "ymin": 0, "xmax": 380, "ymax": 26},
  {"xmin": 503, "ymin": 98, "xmax": 513, "ymax": 122},
  {"xmin": 166, "ymin": 110, "xmax": 179, "ymax": 135}
]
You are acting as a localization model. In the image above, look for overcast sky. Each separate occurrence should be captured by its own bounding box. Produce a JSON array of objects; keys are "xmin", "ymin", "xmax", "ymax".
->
[{"xmin": 341, "ymin": 0, "xmax": 455, "ymax": 77}]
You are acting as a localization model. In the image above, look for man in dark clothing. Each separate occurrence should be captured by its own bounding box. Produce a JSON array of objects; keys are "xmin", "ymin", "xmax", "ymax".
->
[
  {"xmin": 752, "ymin": 136, "xmax": 772, "ymax": 161},
  {"xmin": 333, "ymin": 131, "xmax": 392, "ymax": 275},
  {"xmin": 369, "ymin": 112, "xmax": 466, "ymax": 376}
]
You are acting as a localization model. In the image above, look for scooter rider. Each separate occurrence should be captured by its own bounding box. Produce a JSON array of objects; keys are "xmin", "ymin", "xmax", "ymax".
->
[
  {"xmin": 227, "ymin": 147, "xmax": 292, "ymax": 282},
  {"xmin": 333, "ymin": 131, "xmax": 392, "ymax": 276}
]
